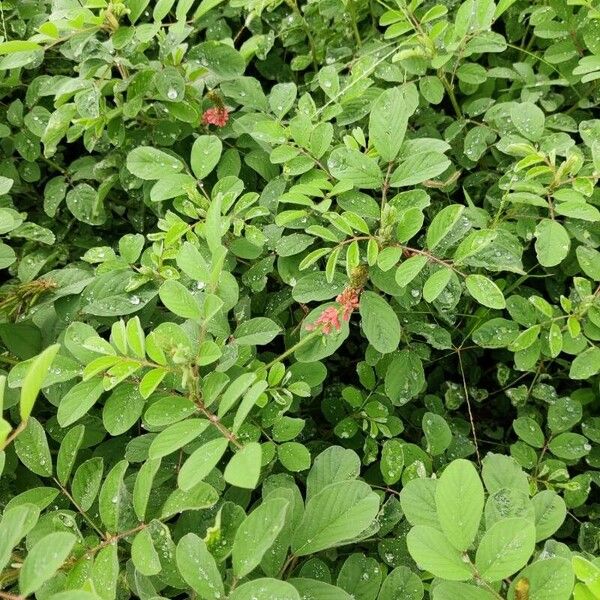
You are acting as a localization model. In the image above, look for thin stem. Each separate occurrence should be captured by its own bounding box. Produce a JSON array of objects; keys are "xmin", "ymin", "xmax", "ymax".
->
[
  {"xmin": 315, "ymin": 46, "xmax": 398, "ymax": 118},
  {"xmin": 347, "ymin": 0, "xmax": 362, "ymax": 47},
  {"xmin": 381, "ymin": 161, "xmax": 394, "ymax": 211},
  {"xmin": 193, "ymin": 395, "xmax": 242, "ymax": 449},
  {"xmin": 0, "ymin": 592, "xmax": 23, "ymax": 600},
  {"xmin": 0, "ymin": 421, "xmax": 27, "ymax": 453},
  {"xmin": 0, "ymin": 354, "xmax": 18, "ymax": 366},
  {"xmin": 53, "ymin": 478, "xmax": 106, "ymax": 540},
  {"xmin": 396, "ymin": 245, "xmax": 466, "ymax": 277},
  {"xmin": 457, "ymin": 349, "xmax": 481, "ymax": 466},
  {"xmin": 264, "ymin": 330, "xmax": 321, "ymax": 370},
  {"xmin": 289, "ymin": 0, "xmax": 318, "ymax": 71},
  {"xmin": 278, "ymin": 553, "xmax": 297, "ymax": 578},
  {"xmin": 187, "ymin": 374, "xmax": 242, "ymax": 449},
  {"xmin": 84, "ymin": 523, "xmax": 147, "ymax": 558},
  {"xmin": 439, "ymin": 72, "xmax": 463, "ymax": 119}
]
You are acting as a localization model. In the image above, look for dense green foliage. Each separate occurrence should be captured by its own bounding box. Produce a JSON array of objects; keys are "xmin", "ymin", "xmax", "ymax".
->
[{"xmin": 1, "ymin": 0, "xmax": 600, "ymax": 598}]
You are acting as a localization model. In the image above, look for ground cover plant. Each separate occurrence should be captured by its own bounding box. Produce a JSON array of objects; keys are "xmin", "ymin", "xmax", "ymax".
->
[{"xmin": 1, "ymin": 0, "xmax": 600, "ymax": 598}]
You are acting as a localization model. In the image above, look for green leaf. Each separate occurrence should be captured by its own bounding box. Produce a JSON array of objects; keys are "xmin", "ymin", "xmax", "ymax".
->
[
  {"xmin": 508, "ymin": 325, "xmax": 541, "ymax": 352},
  {"xmin": 19, "ymin": 344, "xmax": 60, "ymax": 421},
  {"xmin": 65, "ymin": 184, "xmax": 106, "ymax": 225},
  {"xmin": 359, "ymin": 291, "xmax": 401, "ymax": 354},
  {"xmin": 465, "ymin": 275, "xmax": 506, "ymax": 309},
  {"xmin": 337, "ymin": 554, "xmax": 383, "ymax": 599},
  {"xmin": 423, "ymin": 268, "xmax": 452, "ymax": 302},
  {"xmin": 554, "ymin": 201, "xmax": 600, "ymax": 222},
  {"xmin": 291, "ymin": 480, "xmax": 379, "ymax": 556},
  {"xmin": 269, "ymin": 82, "xmax": 297, "ymax": 118},
  {"xmin": 295, "ymin": 304, "xmax": 350, "ymax": 363},
  {"xmin": 381, "ymin": 439, "xmax": 404, "ymax": 485},
  {"xmin": 177, "ymin": 534, "xmax": 224, "ymax": 599},
  {"xmin": 148, "ymin": 419, "xmax": 209, "ymax": 459},
  {"xmin": 396, "ymin": 208, "xmax": 425, "ymax": 243},
  {"xmin": 161, "ymin": 481, "xmax": 219, "ymax": 518},
  {"xmin": 395, "ymin": 255, "xmax": 428, "ymax": 287},
  {"xmin": 14, "ymin": 417, "xmax": 52, "ymax": 477},
  {"xmin": 178, "ymin": 438, "xmax": 229, "ymax": 491},
  {"xmin": 150, "ymin": 174, "xmax": 196, "ymax": 201},
  {"xmin": 400, "ymin": 478, "xmax": 439, "ymax": 528},
  {"xmin": 72, "ymin": 458, "xmax": 104, "ymax": 511},
  {"xmin": 278, "ymin": 442, "xmax": 311, "ymax": 472},
  {"xmin": 19, "ymin": 532, "xmax": 76, "ymax": 595},
  {"xmin": 435, "ymin": 459, "xmax": 484, "ymax": 551},
  {"xmin": 233, "ymin": 497, "xmax": 289, "ymax": 577},
  {"xmin": 126, "ymin": 146, "xmax": 184, "ymax": 180},
  {"xmin": 511, "ymin": 102, "xmax": 545, "ymax": 142},
  {"xmin": 139, "ymin": 368, "xmax": 168, "ymax": 399},
  {"xmin": 224, "ymin": 442, "xmax": 262, "ymax": 489},
  {"xmin": 495, "ymin": 0, "xmax": 518, "ymax": 18},
  {"xmin": 0, "ymin": 176, "xmax": 13, "ymax": 195},
  {"xmin": 46, "ymin": 592, "xmax": 100, "ymax": 600},
  {"xmin": 234, "ymin": 317, "xmax": 281, "ymax": 345},
  {"xmin": 513, "ymin": 417, "xmax": 545, "ymax": 448},
  {"xmin": 378, "ymin": 566, "xmax": 424, "ymax": 600},
  {"xmin": 534, "ymin": 219, "xmax": 570, "ymax": 267},
  {"xmin": 475, "ymin": 517, "xmax": 536, "ymax": 581},
  {"xmin": 233, "ymin": 381, "xmax": 268, "ymax": 434},
  {"xmin": 406, "ymin": 525, "xmax": 472, "ymax": 581},
  {"xmin": 433, "ymin": 582, "xmax": 497, "ymax": 600},
  {"xmin": 572, "ymin": 556, "xmax": 600, "ymax": 587},
  {"xmin": 482, "ymin": 453, "xmax": 529, "ymax": 495},
  {"xmin": 507, "ymin": 558, "xmax": 574, "ymax": 600},
  {"xmin": 56, "ymin": 424, "xmax": 85, "ymax": 485},
  {"xmin": 426, "ymin": 205, "xmax": 465, "ymax": 251},
  {"xmin": 328, "ymin": 148, "xmax": 383, "ymax": 189},
  {"xmin": 390, "ymin": 152, "xmax": 450, "ymax": 187},
  {"xmin": 576, "ymin": 246, "xmax": 600, "ymax": 280},
  {"xmin": 190, "ymin": 41, "xmax": 245, "ymax": 79},
  {"xmin": 547, "ymin": 323, "xmax": 563, "ymax": 358},
  {"xmin": 219, "ymin": 373, "xmax": 258, "ymax": 418},
  {"xmin": 132, "ymin": 528, "xmax": 161, "ymax": 576},
  {"xmin": 98, "ymin": 460, "xmax": 130, "ymax": 533},
  {"xmin": 532, "ymin": 490, "xmax": 566, "ymax": 542},
  {"xmin": 291, "ymin": 579, "xmax": 352, "ymax": 599},
  {"xmin": 569, "ymin": 347, "xmax": 600, "ymax": 380},
  {"xmin": 548, "ymin": 397, "xmax": 582, "ymax": 434},
  {"xmin": 0, "ymin": 41, "xmax": 42, "ymax": 54},
  {"xmin": 92, "ymin": 544, "xmax": 118, "ymax": 600},
  {"xmin": 4, "ymin": 488, "xmax": 58, "ymax": 513},
  {"xmin": 229, "ymin": 579, "xmax": 300, "ymax": 600},
  {"xmin": 384, "ymin": 350, "xmax": 425, "ymax": 406},
  {"xmin": 423, "ymin": 412, "xmax": 452, "ymax": 455},
  {"xmin": 369, "ymin": 87, "xmax": 411, "ymax": 161},
  {"xmin": 0, "ymin": 243, "xmax": 16, "ymax": 268},
  {"xmin": 57, "ymin": 377, "xmax": 104, "ymax": 427},
  {"xmin": 103, "ymin": 383, "xmax": 145, "ymax": 436},
  {"xmin": 159, "ymin": 280, "xmax": 202, "ymax": 320},
  {"xmin": 191, "ymin": 135, "xmax": 222, "ymax": 180},
  {"xmin": 133, "ymin": 458, "xmax": 161, "ymax": 521},
  {"xmin": 306, "ymin": 446, "xmax": 360, "ymax": 498},
  {"xmin": 548, "ymin": 432, "xmax": 591, "ymax": 460},
  {"xmin": 0, "ymin": 505, "xmax": 40, "ymax": 572}
]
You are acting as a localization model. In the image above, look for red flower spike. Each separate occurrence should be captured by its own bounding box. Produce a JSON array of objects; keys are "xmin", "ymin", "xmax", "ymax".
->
[
  {"xmin": 305, "ymin": 287, "xmax": 361, "ymax": 335},
  {"xmin": 336, "ymin": 287, "xmax": 361, "ymax": 321},
  {"xmin": 202, "ymin": 107, "xmax": 229, "ymax": 127},
  {"xmin": 306, "ymin": 306, "xmax": 341, "ymax": 334}
]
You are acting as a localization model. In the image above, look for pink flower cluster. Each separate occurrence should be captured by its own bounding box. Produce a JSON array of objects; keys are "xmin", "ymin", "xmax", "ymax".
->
[
  {"xmin": 306, "ymin": 306, "xmax": 341, "ymax": 334},
  {"xmin": 337, "ymin": 287, "xmax": 360, "ymax": 321},
  {"xmin": 202, "ymin": 107, "xmax": 229, "ymax": 127},
  {"xmin": 306, "ymin": 287, "xmax": 361, "ymax": 335}
]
